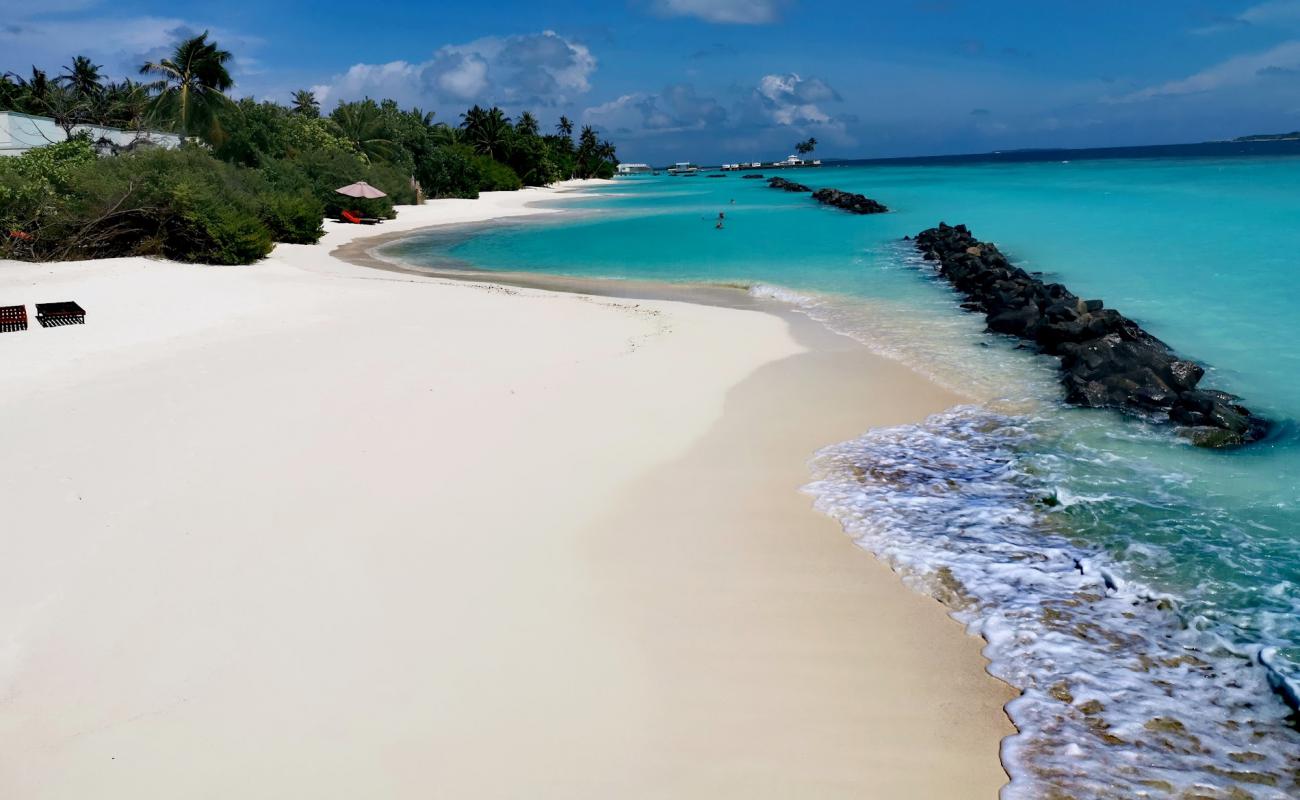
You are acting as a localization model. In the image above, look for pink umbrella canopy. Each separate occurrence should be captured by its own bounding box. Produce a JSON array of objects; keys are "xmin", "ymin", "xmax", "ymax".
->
[{"xmin": 335, "ymin": 181, "xmax": 388, "ymax": 199}]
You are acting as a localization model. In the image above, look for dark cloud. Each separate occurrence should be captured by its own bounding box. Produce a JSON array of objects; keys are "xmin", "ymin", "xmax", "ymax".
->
[
  {"xmin": 689, "ymin": 42, "xmax": 737, "ymax": 59},
  {"xmin": 1258, "ymin": 64, "xmax": 1300, "ymax": 77},
  {"xmin": 585, "ymin": 82, "xmax": 727, "ymax": 133},
  {"xmin": 957, "ymin": 39, "xmax": 1031, "ymax": 58}
]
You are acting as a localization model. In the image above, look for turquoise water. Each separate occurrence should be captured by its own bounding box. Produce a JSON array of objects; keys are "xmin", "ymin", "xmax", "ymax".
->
[{"xmin": 385, "ymin": 161, "xmax": 1300, "ymax": 797}]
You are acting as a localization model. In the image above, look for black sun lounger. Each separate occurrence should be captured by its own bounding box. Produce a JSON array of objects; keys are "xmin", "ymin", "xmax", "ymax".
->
[
  {"xmin": 36, "ymin": 302, "xmax": 86, "ymax": 327},
  {"xmin": 0, "ymin": 304, "xmax": 27, "ymax": 332}
]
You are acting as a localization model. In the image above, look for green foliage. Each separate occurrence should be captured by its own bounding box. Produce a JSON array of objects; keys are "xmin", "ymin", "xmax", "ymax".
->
[
  {"xmin": 139, "ymin": 31, "xmax": 235, "ymax": 140},
  {"xmin": 1, "ymin": 33, "xmax": 624, "ymax": 265},
  {"xmin": 290, "ymin": 89, "xmax": 320, "ymax": 118},
  {"xmin": 460, "ymin": 105, "xmax": 512, "ymax": 160},
  {"xmin": 212, "ymin": 98, "xmax": 291, "ymax": 167},
  {"xmin": 0, "ymin": 138, "xmax": 99, "ymax": 236},
  {"xmin": 256, "ymin": 188, "xmax": 325, "ymax": 245},
  {"xmin": 415, "ymin": 146, "xmax": 481, "ymax": 199},
  {"xmin": 0, "ymin": 143, "xmax": 323, "ymax": 264},
  {"xmin": 330, "ymin": 99, "xmax": 399, "ymax": 165},
  {"xmin": 472, "ymin": 154, "xmax": 522, "ymax": 191}
]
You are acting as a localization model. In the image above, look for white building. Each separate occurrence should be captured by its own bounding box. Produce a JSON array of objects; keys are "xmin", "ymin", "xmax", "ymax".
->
[
  {"xmin": 0, "ymin": 111, "xmax": 181, "ymax": 157},
  {"xmin": 616, "ymin": 162, "xmax": 653, "ymax": 175}
]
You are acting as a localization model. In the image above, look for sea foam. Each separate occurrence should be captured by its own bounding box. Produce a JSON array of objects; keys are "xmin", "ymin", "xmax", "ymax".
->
[{"xmin": 805, "ymin": 407, "xmax": 1300, "ymax": 798}]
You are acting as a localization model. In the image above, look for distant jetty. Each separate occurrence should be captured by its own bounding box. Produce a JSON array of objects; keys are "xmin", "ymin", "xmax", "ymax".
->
[
  {"xmin": 1233, "ymin": 132, "xmax": 1300, "ymax": 142},
  {"xmin": 912, "ymin": 223, "xmax": 1269, "ymax": 447},
  {"xmin": 720, "ymin": 154, "xmax": 822, "ymax": 171}
]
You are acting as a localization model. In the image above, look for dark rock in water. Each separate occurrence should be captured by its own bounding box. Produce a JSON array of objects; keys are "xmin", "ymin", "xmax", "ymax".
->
[
  {"xmin": 767, "ymin": 176, "xmax": 811, "ymax": 192},
  {"xmin": 811, "ymin": 187, "xmax": 888, "ymax": 214},
  {"xmin": 706, "ymin": 173, "xmax": 726, "ymax": 178},
  {"xmin": 911, "ymin": 222, "xmax": 1270, "ymax": 448},
  {"xmin": 741, "ymin": 173, "xmax": 766, "ymax": 179}
]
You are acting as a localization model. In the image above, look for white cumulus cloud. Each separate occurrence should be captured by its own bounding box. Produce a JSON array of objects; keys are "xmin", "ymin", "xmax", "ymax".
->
[
  {"xmin": 650, "ymin": 0, "xmax": 789, "ymax": 25},
  {"xmin": 315, "ymin": 31, "xmax": 596, "ymax": 112},
  {"xmin": 753, "ymin": 72, "xmax": 841, "ymax": 124},
  {"xmin": 1116, "ymin": 39, "xmax": 1300, "ymax": 101}
]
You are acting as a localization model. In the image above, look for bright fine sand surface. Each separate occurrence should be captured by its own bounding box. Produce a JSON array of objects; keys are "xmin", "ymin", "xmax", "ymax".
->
[{"xmin": 0, "ymin": 184, "xmax": 1014, "ymax": 798}]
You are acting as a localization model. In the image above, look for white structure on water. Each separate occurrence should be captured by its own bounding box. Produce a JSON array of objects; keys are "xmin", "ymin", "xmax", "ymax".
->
[
  {"xmin": 616, "ymin": 162, "xmax": 653, "ymax": 175},
  {"xmin": 0, "ymin": 111, "xmax": 181, "ymax": 157}
]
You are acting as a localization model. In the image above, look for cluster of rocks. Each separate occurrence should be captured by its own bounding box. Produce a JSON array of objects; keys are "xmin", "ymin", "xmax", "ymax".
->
[
  {"xmin": 912, "ymin": 223, "xmax": 1269, "ymax": 448},
  {"xmin": 767, "ymin": 176, "xmax": 812, "ymax": 192},
  {"xmin": 741, "ymin": 173, "xmax": 766, "ymax": 179},
  {"xmin": 765, "ymin": 178, "xmax": 890, "ymax": 214},
  {"xmin": 811, "ymin": 187, "xmax": 888, "ymax": 214}
]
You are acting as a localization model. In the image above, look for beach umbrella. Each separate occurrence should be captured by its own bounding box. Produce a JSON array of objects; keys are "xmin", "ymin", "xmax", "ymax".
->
[{"xmin": 335, "ymin": 181, "xmax": 388, "ymax": 199}]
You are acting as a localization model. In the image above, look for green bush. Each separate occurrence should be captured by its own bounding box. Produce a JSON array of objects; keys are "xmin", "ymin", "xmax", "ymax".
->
[
  {"xmin": 258, "ymin": 189, "xmax": 325, "ymax": 245},
  {"xmin": 270, "ymin": 149, "xmax": 404, "ymax": 220},
  {"xmin": 367, "ymin": 160, "xmax": 418, "ymax": 208},
  {"xmin": 0, "ymin": 138, "xmax": 98, "ymax": 240},
  {"xmin": 472, "ymin": 154, "xmax": 522, "ymax": 192},
  {"xmin": 0, "ymin": 143, "xmax": 320, "ymax": 264},
  {"xmin": 416, "ymin": 145, "xmax": 481, "ymax": 199}
]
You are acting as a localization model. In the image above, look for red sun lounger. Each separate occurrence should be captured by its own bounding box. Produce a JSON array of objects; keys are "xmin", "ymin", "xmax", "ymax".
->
[
  {"xmin": 35, "ymin": 302, "xmax": 85, "ymax": 327},
  {"xmin": 341, "ymin": 210, "xmax": 381, "ymax": 225},
  {"xmin": 0, "ymin": 304, "xmax": 26, "ymax": 332}
]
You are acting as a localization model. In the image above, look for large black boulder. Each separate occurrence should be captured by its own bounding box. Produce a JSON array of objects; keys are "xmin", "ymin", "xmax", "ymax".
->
[{"xmin": 911, "ymin": 223, "xmax": 1269, "ymax": 448}]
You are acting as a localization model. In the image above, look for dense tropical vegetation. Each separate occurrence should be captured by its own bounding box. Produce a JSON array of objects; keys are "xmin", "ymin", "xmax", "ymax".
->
[{"xmin": 0, "ymin": 33, "xmax": 619, "ymax": 264}]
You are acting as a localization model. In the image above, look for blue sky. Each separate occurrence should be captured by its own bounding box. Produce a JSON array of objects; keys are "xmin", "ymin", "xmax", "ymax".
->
[{"xmin": 5, "ymin": 1, "xmax": 1300, "ymax": 163}]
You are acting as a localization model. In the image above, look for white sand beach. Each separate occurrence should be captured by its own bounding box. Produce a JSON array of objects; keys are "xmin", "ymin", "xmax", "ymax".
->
[{"xmin": 0, "ymin": 184, "xmax": 1014, "ymax": 798}]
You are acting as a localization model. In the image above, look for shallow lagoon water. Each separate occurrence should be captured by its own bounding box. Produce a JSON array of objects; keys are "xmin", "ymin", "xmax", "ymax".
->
[{"xmin": 384, "ymin": 155, "xmax": 1300, "ymax": 797}]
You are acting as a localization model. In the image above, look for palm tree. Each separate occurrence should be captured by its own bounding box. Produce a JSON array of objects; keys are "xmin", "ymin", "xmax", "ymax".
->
[
  {"xmin": 556, "ymin": 115, "xmax": 574, "ymax": 138},
  {"xmin": 103, "ymin": 79, "xmax": 150, "ymax": 129},
  {"xmin": 515, "ymin": 111, "xmax": 540, "ymax": 138},
  {"xmin": 0, "ymin": 74, "xmax": 19, "ymax": 109},
  {"xmin": 4, "ymin": 67, "xmax": 51, "ymax": 113},
  {"xmin": 795, "ymin": 137, "xmax": 818, "ymax": 156},
  {"xmin": 331, "ymin": 99, "xmax": 396, "ymax": 163},
  {"xmin": 291, "ymin": 89, "xmax": 320, "ymax": 117},
  {"xmin": 139, "ymin": 31, "xmax": 235, "ymax": 140},
  {"xmin": 460, "ymin": 105, "xmax": 511, "ymax": 159},
  {"xmin": 430, "ymin": 122, "xmax": 461, "ymax": 147},
  {"xmin": 56, "ymin": 56, "xmax": 104, "ymax": 99}
]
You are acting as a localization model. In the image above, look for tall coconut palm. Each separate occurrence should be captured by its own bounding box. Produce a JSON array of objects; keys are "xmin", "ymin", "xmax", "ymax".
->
[
  {"xmin": 0, "ymin": 74, "xmax": 20, "ymax": 109},
  {"xmin": 556, "ymin": 115, "xmax": 574, "ymax": 138},
  {"xmin": 291, "ymin": 89, "xmax": 320, "ymax": 117},
  {"xmin": 139, "ymin": 31, "xmax": 235, "ymax": 140},
  {"xmin": 460, "ymin": 105, "xmax": 511, "ymax": 159},
  {"xmin": 430, "ymin": 122, "xmax": 461, "ymax": 147},
  {"xmin": 104, "ymin": 79, "xmax": 150, "ymax": 129},
  {"xmin": 331, "ymin": 99, "xmax": 396, "ymax": 163},
  {"xmin": 515, "ymin": 111, "xmax": 540, "ymax": 138},
  {"xmin": 4, "ymin": 67, "xmax": 51, "ymax": 113},
  {"xmin": 56, "ymin": 56, "xmax": 104, "ymax": 99}
]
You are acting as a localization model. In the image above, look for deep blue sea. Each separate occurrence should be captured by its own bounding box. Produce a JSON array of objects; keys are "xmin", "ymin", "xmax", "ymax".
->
[{"xmin": 384, "ymin": 146, "xmax": 1300, "ymax": 798}]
